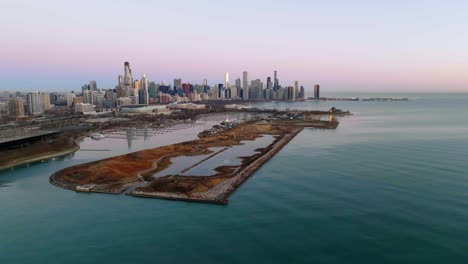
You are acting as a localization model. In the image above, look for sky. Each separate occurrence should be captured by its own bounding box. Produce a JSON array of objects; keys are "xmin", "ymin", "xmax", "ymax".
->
[{"xmin": 1, "ymin": 0, "xmax": 467, "ymax": 92}]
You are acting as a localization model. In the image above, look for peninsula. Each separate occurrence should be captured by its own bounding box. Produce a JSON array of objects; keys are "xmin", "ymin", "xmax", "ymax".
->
[{"xmin": 50, "ymin": 111, "xmax": 343, "ymax": 205}]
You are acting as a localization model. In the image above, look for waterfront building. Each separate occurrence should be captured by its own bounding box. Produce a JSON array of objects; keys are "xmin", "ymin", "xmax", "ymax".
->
[
  {"xmin": 117, "ymin": 97, "xmax": 132, "ymax": 106},
  {"xmin": 299, "ymin": 86, "xmax": 305, "ymax": 99},
  {"xmin": 130, "ymin": 95, "xmax": 139, "ymax": 105},
  {"xmin": 201, "ymin": 92, "xmax": 210, "ymax": 101},
  {"xmin": 314, "ymin": 84, "xmax": 320, "ymax": 99},
  {"xmin": 242, "ymin": 71, "xmax": 249, "ymax": 100},
  {"xmin": 168, "ymin": 103, "xmax": 206, "ymax": 110},
  {"xmin": 75, "ymin": 103, "xmax": 94, "ymax": 113},
  {"xmin": 123, "ymin": 62, "xmax": 133, "ymax": 97},
  {"xmin": 188, "ymin": 90, "xmax": 200, "ymax": 102},
  {"xmin": 120, "ymin": 104, "xmax": 170, "ymax": 114},
  {"xmin": 158, "ymin": 92, "xmax": 173, "ymax": 104}
]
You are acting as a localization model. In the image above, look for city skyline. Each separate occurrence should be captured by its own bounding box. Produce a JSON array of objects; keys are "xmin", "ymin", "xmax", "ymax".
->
[{"xmin": 1, "ymin": 0, "xmax": 468, "ymax": 92}]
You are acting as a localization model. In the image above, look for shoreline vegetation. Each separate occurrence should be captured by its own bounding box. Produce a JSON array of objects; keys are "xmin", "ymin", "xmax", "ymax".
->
[{"xmin": 49, "ymin": 113, "xmax": 341, "ymax": 205}]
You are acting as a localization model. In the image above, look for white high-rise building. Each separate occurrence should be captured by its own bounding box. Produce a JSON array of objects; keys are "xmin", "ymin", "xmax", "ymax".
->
[
  {"xmin": 42, "ymin": 93, "xmax": 52, "ymax": 111},
  {"xmin": 66, "ymin": 92, "xmax": 76, "ymax": 107},
  {"xmin": 139, "ymin": 74, "xmax": 149, "ymax": 105},
  {"xmin": 242, "ymin": 71, "xmax": 249, "ymax": 100},
  {"xmin": 225, "ymin": 72, "xmax": 230, "ymax": 88},
  {"xmin": 75, "ymin": 103, "xmax": 94, "ymax": 113},
  {"xmin": 26, "ymin": 92, "xmax": 44, "ymax": 115}
]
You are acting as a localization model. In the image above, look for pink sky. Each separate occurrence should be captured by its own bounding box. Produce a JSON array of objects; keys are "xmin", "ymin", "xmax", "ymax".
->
[{"xmin": 1, "ymin": 0, "xmax": 467, "ymax": 92}]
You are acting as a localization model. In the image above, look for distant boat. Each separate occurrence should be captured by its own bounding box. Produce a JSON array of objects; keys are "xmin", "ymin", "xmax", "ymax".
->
[{"xmin": 90, "ymin": 133, "xmax": 105, "ymax": 140}]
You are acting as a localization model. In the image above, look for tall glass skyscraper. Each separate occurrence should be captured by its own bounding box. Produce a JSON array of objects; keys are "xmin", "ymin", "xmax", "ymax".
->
[
  {"xmin": 242, "ymin": 71, "xmax": 249, "ymax": 100},
  {"xmin": 123, "ymin": 62, "xmax": 133, "ymax": 97}
]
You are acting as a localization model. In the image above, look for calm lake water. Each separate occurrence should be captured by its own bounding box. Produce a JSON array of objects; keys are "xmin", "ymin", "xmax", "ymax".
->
[{"xmin": 1, "ymin": 93, "xmax": 467, "ymax": 263}]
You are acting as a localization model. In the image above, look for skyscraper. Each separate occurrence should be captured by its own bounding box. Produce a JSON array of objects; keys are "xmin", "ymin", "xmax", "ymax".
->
[
  {"xmin": 225, "ymin": 72, "xmax": 230, "ymax": 88},
  {"xmin": 242, "ymin": 71, "xmax": 249, "ymax": 100},
  {"xmin": 235, "ymin": 78, "xmax": 242, "ymax": 97},
  {"xmin": 134, "ymin": 79, "xmax": 141, "ymax": 90},
  {"xmin": 139, "ymin": 74, "xmax": 149, "ymax": 104},
  {"xmin": 294, "ymin": 81, "xmax": 299, "ymax": 99},
  {"xmin": 83, "ymin": 90, "xmax": 94, "ymax": 105},
  {"xmin": 314, "ymin": 84, "xmax": 320, "ymax": 99},
  {"xmin": 66, "ymin": 92, "xmax": 76, "ymax": 107},
  {"xmin": 267, "ymin": 77, "xmax": 272, "ymax": 90},
  {"xmin": 89, "ymin": 80, "xmax": 97, "ymax": 91},
  {"xmin": 274, "ymin": 70, "xmax": 279, "ymax": 90},
  {"xmin": 26, "ymin": 92, "xmax": 44, "ymax": 115},
  {"xmin": 123, "ymin": 62, "xmax": 133, "ymax": 97},
  {"xmin": 42, "ymin": 93, "xmax": 52, "ymax": 111},
  {"xmin": 118, "ymin": 75, "xmax": 124, "ymax": 87},
  {"xmin": 174, "ymin": 78, "xmax": 182, "ymax": 88},
  {"xmin": 117, "ymin": 75, "xmax": 124, "ymax": 98},
  {"xmin": 81, "ymin": 84, "xmax": 90, "ymax": 94}
]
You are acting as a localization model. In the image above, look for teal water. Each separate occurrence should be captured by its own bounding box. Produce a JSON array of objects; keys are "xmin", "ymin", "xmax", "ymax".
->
[{"xmin": 1, "ymin": 94, "xmax": 467, "ymax": 263}]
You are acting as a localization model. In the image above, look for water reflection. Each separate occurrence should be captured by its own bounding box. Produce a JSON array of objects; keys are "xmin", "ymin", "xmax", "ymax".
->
[
  {"xmin": 0, "ymin": 181, "xmax": 10, "ymax": 188},
  {"xmin": 126, "ymin": 129, "xmax": 134, "ymax": 149}
]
